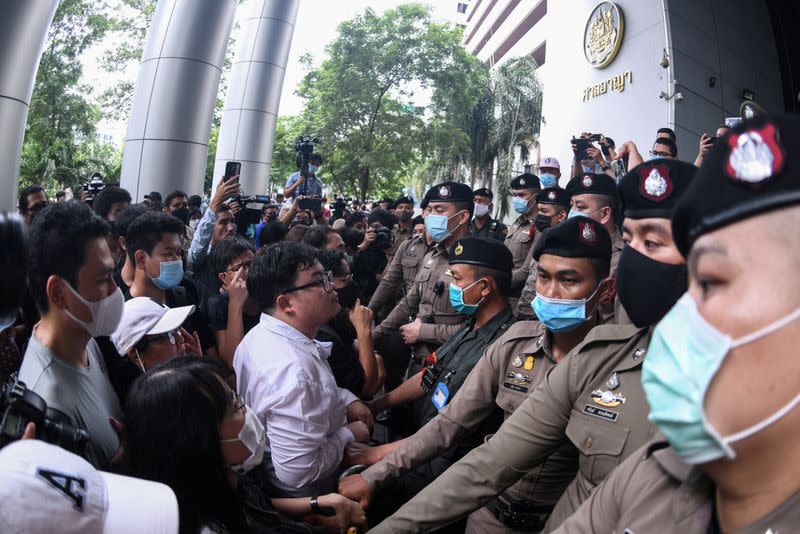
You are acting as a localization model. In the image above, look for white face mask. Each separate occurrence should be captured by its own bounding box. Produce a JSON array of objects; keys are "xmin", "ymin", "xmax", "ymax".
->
[
  {"xmin": 221, "ymin": 405, "xmax": 266, "ymax": 474},
  {"xmin": 473, "ymin": 203, "xmax": 490, "ymax": 218},
  {"xmin": 188, "ymin": 219, "xmax": 200, "ymax": 230},
  {"xmin": 63, "ymin": 281, "xmax": 125, "ymax": 337}
]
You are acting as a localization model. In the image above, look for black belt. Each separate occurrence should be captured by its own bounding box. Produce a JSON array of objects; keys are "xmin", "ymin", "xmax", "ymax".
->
[{"xmin": 486, "ymin": 497, "xmax": 552, "ymax": 531}]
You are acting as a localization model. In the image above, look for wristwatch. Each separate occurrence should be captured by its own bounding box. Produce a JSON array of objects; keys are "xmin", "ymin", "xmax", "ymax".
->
[{"xmin": 310, "ymin": 496, "xmax": 336, "ymax": 517}]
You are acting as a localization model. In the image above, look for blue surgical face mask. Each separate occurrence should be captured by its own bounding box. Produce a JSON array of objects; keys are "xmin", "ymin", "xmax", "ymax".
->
[
  {"xmin": 539, "ymin": 173, "xmax": 558, "ymax": 188},
  {"xmin": 643, "ymin": 293, "xmax": 800, "ymax": 465},
  {"xmin": 148, "ymin": 257, "xmax": 184, "ymax": 290},
  {"xmin": 449, "ymin": 279, "xmax": 485, "ymax": 315},
  {"xmin": 531, "ymin": 284, "xmax": 601, "ymax": 332},
  {"xmin": 512, "ymin": 197, "xmax": 531, "ymax": 215},
  {"xmin": 425, "ymin": 210, "xmax": 464, "ymax": 242},
  {"xmin": 308, "ymin": 164, "xmax": 319, "ymax": 174},
  {"xmin": 568, "ymin": 207, "xmax": 603, "ymax": 220}
]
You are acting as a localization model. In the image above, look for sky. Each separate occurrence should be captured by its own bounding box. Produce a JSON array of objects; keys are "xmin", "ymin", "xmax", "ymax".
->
[{"xmin": 83, "ymin": 0, "xmax": 467, "ymax": 140}]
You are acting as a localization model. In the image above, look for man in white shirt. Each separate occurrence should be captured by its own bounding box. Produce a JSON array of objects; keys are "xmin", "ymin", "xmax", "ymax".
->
[{"xmin": 234, "ymin": 242, "xmax": 373, "ymax": 497}]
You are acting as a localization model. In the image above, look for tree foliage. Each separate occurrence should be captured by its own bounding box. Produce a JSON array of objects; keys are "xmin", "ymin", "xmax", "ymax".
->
[
  {"xmin": 20, "ymin": 0, "xmax": 114, "ymax": 192},
  {"xmin": 292, "ymin": 4, "xmax": 488, "ymax": 200}
]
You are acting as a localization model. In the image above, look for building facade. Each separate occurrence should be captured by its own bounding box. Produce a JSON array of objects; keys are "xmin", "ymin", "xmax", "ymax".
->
[{"xmin": 463, "ymin": 0, "xmax": 797, "ymax": 183}]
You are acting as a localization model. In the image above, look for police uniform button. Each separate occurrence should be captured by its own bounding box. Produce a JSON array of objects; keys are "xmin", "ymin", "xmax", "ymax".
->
[
  {"xmin": 584, "ymin": 438, "xmax": 593, "ymax": 449},
  {"xmin": 633, "ymin": 347, "xmax": 646, "ymax": 360}
]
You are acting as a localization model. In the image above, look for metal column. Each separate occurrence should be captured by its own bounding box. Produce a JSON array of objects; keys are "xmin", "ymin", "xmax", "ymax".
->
[
  {"xmin": 0, "ymin": 1, "xmax": 59, "ymax": 212},
  {"xmin": 121, "ymin": 0, "xmax": 237, "ymax": 201},
  {"xmin": 212, "ymin": 0, "xmax": 300, "ymax": 196}
]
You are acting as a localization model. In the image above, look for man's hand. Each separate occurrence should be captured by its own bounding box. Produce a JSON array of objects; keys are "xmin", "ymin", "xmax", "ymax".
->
[
  {"xmin": 21, "ymin": 422, "xmax": 36, "ymax": 440},
  {"xmin": 348, "ymin": 300, "xmax": 373, "ymax": 335},
  {"xmin": 345, "ymin": 420, "xmax": 371, "ymax": 443},
  {"xmin": 210, "ymin": 176, "xmax": 240, "ymax": 213},
  {"xmin": 615, "ymin": 141, "xmax": 644, "ymax": 170},
  {"xmin": 347, "ymin": 400, "xmax": 374, "ymax": 431},
  {"xmin": 399, "ymin": 317, "xmax": 422, "ymax": 345},
  {"xmin": 338, "ymin": 474, "xmax": 374, "ymax": 510},
  {"xmin": 314, "ymin": 493, "xmax": 368, "ymax": 532},
  {"xmin": 227, "ymin": 266, "xmax": 249, "ymax": 310},
  {"xmin": 357, "ymin": 228, "xmax": 376, "ymax": 252},
  {"xmin": 586, "ymin": 146, "xmax": 604, "ymax": 165},
  {"xmin": 178, "ymin": 327, "xmax": 202, "ymax": 356}
]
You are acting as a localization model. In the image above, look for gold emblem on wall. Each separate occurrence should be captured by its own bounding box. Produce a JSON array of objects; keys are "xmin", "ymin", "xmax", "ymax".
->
[{"xmin": 584, "ymin": 2, "xmax": 625, "ymax": 69}]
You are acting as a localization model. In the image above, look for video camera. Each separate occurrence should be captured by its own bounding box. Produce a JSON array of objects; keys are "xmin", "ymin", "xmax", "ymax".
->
[
  {"xmin": 82, "ymin": 173, "xmax": 118, "ymax": 204},
  {"xmin": 571, "ymin": 134, "xmax": 603, "ymax": 162},
  {"xmin": 232, "ymin": 193, "xmax": 271, "ymax": 240},
  {"xmin": 331, "ymin": 197, "xmax": 347, "ymax": 220},
  {"xmin": 0, "ymin": 380, "xmax": 89, "ymax": 457},
  {"xmin": 373, "ymin": 226, "xmax": 393, "ymax": 250},
  {"xmin": 294, "ymin": 135, "xmax": 322, "ymax": 213}
]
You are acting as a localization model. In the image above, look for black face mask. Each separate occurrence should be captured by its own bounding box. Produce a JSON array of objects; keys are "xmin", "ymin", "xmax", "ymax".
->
[
  {"xmin": 173, "ymin": 207, "xmax": 190, "ymax": 225},
  {"xmin": 335, "ymin": 282, "xmax": 360, "ymax": 309},
  {"xmin": 616, "ymin": 245, "xmax": 687, "ymax": 328},
  {"xmin": 266, "ymin": 213, "xmax": 277, "ymax": 223},
  {"xmin": 534, "ymin": 214, "xmax": 554, "ymax": 233}
]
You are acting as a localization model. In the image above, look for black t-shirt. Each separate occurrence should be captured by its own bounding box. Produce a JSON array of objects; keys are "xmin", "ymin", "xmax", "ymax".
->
[
  {"xmin": 315, "ymin": 316, "xmax": 365, "ymax": 398},
  {"xmin": 207, "ymin": 292, "xmax": 260, "ymax": 334}
]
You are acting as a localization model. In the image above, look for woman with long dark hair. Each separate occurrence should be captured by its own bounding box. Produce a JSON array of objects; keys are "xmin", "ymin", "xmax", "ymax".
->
[{"xmin": 124, "ymin": 356, "xmax": 366, "ymax": 533}]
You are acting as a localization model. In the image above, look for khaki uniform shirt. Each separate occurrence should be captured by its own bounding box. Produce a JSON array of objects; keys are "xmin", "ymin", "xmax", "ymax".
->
[
  {"xmin": 514, "ymin": 226, "xmax": 623, "ymax": 321},
  {"xmin": 363, "ymin": 321, "xmax": 578, "ymax": 516},
  {"xmin": 553, "ymin": 437, "xmax": 800, "ymax": 534},
  {"xmin": 369, "ymin": 235, "xmax": 429, "ymax": 317},
  {"xmin": 370, "ymin": 324, "xmax": 657, "ymax": 534},
  {"xmin": 505, "ymin": 216, "xmax": 536, "ymax": 292},
  {"xmin": 470, "ymin": 217, "xmax": 508, "ymax": 242},
  {"xmin": 373, "ymin": 242, "xmax": 464, "ymax": 356},
  {"xmin": 390, "ymin": 224, "xmax": 414, "ymax": 258}
]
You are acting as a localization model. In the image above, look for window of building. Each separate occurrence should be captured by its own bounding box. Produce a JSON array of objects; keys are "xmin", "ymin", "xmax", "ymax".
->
[{"xmin": 457, "ymin": 3, "xmax": 468, "ymax": 14}]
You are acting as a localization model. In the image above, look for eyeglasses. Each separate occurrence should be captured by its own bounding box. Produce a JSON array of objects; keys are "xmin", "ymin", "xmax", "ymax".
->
[
  {"xmin": 283, "ymin": 271, "xmax": 333, "ymax": 294},
  {"xmin": 649, "ymin": 150, "xmax": 674, "ymax": 158},
  {"xmin": 334, "ymin": 273, "xmax": 353, "ymax": 284},
  {"xmin": 226, "ymin": 260, "xmax": 252, "ymax": 273}
]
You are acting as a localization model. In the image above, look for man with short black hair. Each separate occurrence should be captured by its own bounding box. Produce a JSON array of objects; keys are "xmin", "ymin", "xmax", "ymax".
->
[
  {"xmin": 650, "ymin": 137, "xmax": 678, "ymax": 159},
  {"xmin": 656, "ymin": 127, "xmax": 676, "ymax": 142},
  {"xmin": 469, "ymin": 188, "xmax": 507, "ymax": 242},
  {"xmin": 20, "ymin": 202, "xmax": 123, "ymax": 468},
  {"xmin": 506, "ymin": 174, "xmax": 542, "ymax": 307},
  {"xmin": 234, "ymin": 242, "xmax": 373, "ymax": 497},
  {"xmin": 92, "ymin": 186, "xmax": 132, "ymax": 223},
  {"xmin": 18, "ymin": 184, "xmax": 48, "ymax": 225},
  {"xmin": 392, "ymin": 196, "xmax": 415, "ymax": 251},
  {"xmin": 303, "ymin": 225, "xmax": 346, "ymax": 252},
  {"xmin": 163, "ymin": 190, "xmax": 195, "ymax": 253}
]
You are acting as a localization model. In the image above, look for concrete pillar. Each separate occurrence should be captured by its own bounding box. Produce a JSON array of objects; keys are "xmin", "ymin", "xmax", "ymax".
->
[
  {"xmin": 212, "ymin": 0, "xmax": 300, "ymax": 197},
  {"xmin": 121, "ymin": 0, "xmax": 237, "ymax": 201},
  {"xmin": 0, "ymin": 1, "xmax": 58, "ymax": 212}
]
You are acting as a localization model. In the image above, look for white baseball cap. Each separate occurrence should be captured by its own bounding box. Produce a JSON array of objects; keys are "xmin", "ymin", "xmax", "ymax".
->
[
  {"xmin": 110, "ymin": 297, "xmax": 195, "ymax": 356},
  {"xmin": 0, "ymin": 439, "xmax": 179, "ymax": 533},
  {"xmin": 540, "ymin": 156, "xmax": 561, "ymax": 170}
]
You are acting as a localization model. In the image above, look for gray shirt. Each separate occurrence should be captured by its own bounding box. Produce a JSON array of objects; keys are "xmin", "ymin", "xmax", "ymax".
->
[{"xmin": 19, "ymin": 333, "xmax": 122, "ymax": 468}]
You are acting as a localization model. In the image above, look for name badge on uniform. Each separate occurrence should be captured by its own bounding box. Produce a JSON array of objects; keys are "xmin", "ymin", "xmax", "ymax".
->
[{"xmin": 431, "ymin": 382, "xmax": 450, "ymax": 411}]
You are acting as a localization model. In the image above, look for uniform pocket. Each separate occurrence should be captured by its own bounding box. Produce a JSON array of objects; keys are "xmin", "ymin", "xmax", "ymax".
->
[
  {"xmin": 496, "ymin": 385, "xmax": 528, "ymax": 415},
  {"xmin": 565, "ymin": 409, "xmax": 630, "ymax": 485}
]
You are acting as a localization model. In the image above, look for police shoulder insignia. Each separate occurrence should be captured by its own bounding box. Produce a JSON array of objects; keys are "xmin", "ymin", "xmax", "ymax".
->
[
  {"xmin": 591, "ymin": 389, "xmax": 626, "ymax": 407},
  {"xmin": 725, "ymin": 123, "xmax": 784, "ymax": 185},
  {"xmin": 455, "ymin": 243, "xmax": 464, "ymax": 255},
  {"xmin": 639, "ymin": 164, "xmax": 672, "ymax": 201}
]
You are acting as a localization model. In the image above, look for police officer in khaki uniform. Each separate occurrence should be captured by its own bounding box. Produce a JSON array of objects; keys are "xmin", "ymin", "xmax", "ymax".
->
[
  {"xmin": 345, "ymin": 237, "xmax": 517, "ymax": 525},
  {"xmin": 470, "ymin": 188, "xmax": 508, "ymax": 242},
  {"xmin": 514, "ymin": 187, "xmax": 571, "ymax": 320},
  {"xmin": 506, "ymin": 174, "xmax": 541, "ymax": 305},
  {"xmin": 390, "ymin": 196, "xmax": 415, "ymax": 254},
  {"xmin": 341, "ymin": 218, "xmax": 614, "ymax": 533},
  {"xmin": 372, "ymin": 183, "xmax": 472, "ymax": 376},
  {"xmin": 554, "ymin": 115, "xmax": 800, "ymax": 534},
  {"xmin": 369, "ymin": 159, "xmax": 697, "ymax": 534}
]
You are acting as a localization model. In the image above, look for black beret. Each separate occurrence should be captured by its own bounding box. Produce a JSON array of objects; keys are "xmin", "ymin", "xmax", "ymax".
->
[
  {"xmin": 380, "ymin": 197, "xmax": 393, "ymax": 203},
  {"xmin": 395, "ymin": 196, "xmax": 414, "ymax": 207},
  {"xmin": 448, "ymin": 237, "xmax": 513, "ymax": 274},
  {"xmin": 532, "ymin": 217, "xmax": 611, "ymax": 262},
  {"xmin": 673, "ymin": 114, "xmax": 799, "ymax": 257},
  {"xmin": 425, "ymin": 182, "xmax": 474, "ymax": 204},
  {"xmin": 473, "ymin": 187, "xmax": 493, "ymax": 199},
  {"xmin": 420, "ymin": 187, "xmax": 434, "ymax": 209},
  {"xmin": 511, "ymin": 173, "xmax": 541, "ymax": 190},
  {"xmin": 565, "ymin": 173, "xmax": 617, "ymax": 197},
  {"xmin": 536, "ymin": 187, "xmax": 571, "ymax": 207},
  {"xmin": 618, "ymin": 159, "xmax": 696, "ymax": 220}
]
